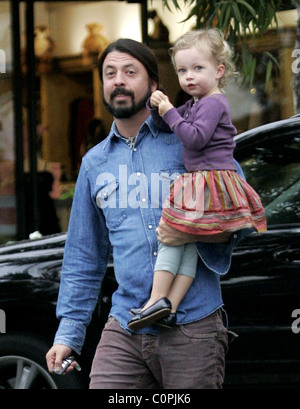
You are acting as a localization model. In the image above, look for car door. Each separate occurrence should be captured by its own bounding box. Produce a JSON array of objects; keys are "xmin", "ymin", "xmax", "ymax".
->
[{"xmin": 222, "ymin": 119, "xmax": 300, "ymax": 388}]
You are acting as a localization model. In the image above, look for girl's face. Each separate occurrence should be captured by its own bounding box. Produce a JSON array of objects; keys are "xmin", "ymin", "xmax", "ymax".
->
[{"xmin": 174, "ymin": 46, "xmax": 225, "ymax": 99}]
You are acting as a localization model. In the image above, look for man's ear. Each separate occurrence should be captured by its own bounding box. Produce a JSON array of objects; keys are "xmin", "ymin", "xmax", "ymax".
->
[
  {"xmin": 151, "ymin": 79, "xmax": 158, "ymax": 93},
  {"xmin": 216, "ymin": 64, "xmax": 225, "ymax": 79}
]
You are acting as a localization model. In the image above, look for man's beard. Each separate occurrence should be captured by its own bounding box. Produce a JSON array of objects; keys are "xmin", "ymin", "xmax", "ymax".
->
[{"xmin": 103, "ymin": 83, "xmax": 152, "ymax": 119}]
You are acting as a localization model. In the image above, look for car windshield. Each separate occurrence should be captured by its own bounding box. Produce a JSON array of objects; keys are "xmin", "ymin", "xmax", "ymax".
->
[{"xmin": 239, "ymin": 135, "xmax": 300, "ymax": 226}]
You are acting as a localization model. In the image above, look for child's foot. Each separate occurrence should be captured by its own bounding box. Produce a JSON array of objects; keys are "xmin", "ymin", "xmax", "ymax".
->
[
  {"xmin": 155, "ymin": 312, "xmax": 177, "ymax": 328},
  {"xmin": 128, "ymin": 297, "xmax": 171, "ymax": 330}
]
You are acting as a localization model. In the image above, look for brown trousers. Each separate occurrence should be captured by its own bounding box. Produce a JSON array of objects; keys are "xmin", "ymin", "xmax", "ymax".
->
[{"xmin": 89, "ymin": 309, "xmax": 229, "ymax": 389}]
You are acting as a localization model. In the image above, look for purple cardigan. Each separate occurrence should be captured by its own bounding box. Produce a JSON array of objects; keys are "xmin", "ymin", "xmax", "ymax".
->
[{"xmin": 149, "ymin": 94, "xmax": 237, "ymax": 172}]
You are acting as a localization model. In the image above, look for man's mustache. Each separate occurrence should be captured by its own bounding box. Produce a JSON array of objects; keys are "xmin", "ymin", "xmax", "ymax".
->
[{"xmin": 110, "ymin": 87, "xmax": 134, "ymax": 101}]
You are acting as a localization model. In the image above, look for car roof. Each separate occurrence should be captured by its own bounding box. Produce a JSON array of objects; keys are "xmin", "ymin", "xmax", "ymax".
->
[
  {"xmin": 234, "ymin": 114, "xmax": 300, "ymax": 154},
  {"xmin": 234, "ymin": 113, "xmax": 300, "ymax": 141}
]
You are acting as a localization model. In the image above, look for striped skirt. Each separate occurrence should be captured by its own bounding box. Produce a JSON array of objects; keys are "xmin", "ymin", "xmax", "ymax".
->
[{"xmin": 161, "ymin": 170, "xmax": 267, "ymax": 236}]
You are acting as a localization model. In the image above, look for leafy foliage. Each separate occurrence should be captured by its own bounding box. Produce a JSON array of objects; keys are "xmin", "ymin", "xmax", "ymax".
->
[{"xmin": 161, "ymin": 0, "xmax": 294, "ymax": 88}]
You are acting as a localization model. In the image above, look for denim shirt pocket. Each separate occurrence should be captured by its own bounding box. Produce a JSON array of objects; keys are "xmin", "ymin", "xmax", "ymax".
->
[
  {"xmin": 160, "ymin": 164, "xmax": 186, "ymax": 182},
  {"xmin": 160, "ymin": 163, "xmax": 186, "ymax": 178},
  {"xmin": 96, "ymin": 180, "xmax": 127, "ymax": 229}
]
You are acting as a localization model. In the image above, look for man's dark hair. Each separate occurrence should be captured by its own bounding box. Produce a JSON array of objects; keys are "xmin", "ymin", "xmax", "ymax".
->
[{"xmin": 98, "ymin": 38, "xmax": 159, "ymax": 86}]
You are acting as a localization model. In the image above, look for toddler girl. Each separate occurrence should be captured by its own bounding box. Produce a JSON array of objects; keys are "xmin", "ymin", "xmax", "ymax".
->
[{"xmin": 128, "ymin": 29, "xmax": 266, "ymax": 330}]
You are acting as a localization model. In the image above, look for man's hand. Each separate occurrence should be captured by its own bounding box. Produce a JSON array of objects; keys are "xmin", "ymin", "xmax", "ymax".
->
[
  {"xmin": 46, "ymin": 344, "xmax": 77, "ymax": 374},
  {"xmin": 156, "ymin": 219, "xmax": 232, "ymax": 246}
]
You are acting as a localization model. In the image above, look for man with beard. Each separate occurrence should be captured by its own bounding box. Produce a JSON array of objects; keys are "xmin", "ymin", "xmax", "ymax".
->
[{"xmin": 46, "ymin": 39, "xmax": 245, "ymax": 389}]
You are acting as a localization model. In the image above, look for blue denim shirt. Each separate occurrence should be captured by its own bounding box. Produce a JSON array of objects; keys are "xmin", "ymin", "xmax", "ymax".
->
[{"xmin": 54, "ymin": 116, "xmax": 249, "ymax": 354}]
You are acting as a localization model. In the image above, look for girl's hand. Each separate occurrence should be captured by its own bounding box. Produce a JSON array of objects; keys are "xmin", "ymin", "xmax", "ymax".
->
[
  {"xmin": 150, "ymin": 90, "xmax": 167, "ymax": 108},
  {"xmin": 158, "ymin": 98, "xmax": 173, "ymax": 116}
]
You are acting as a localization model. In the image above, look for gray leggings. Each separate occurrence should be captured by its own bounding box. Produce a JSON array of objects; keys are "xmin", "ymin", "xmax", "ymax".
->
[{"xmin": 154, "ymin": 241, "xmax": 198, "ymax": 278}]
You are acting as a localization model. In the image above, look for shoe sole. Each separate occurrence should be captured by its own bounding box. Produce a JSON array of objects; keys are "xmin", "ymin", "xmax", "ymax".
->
[
  {"xmin": 155, "ymin": 321, "xmax": 175, "ymax": 329},
  {"xmin": 128, "ymin": 308, "xmax": 171, "ymax": 330}
]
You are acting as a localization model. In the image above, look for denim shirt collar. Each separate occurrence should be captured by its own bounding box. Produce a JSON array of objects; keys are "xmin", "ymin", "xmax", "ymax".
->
[{"xmin": 104, "ymin": 116, "xmax": 159, "ymax": 149}]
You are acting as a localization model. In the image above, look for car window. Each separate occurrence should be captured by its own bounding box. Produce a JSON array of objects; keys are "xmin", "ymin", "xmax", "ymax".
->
[{"xmin": 239, "ymin": 135, "xmax": 300, "ymax": 226}]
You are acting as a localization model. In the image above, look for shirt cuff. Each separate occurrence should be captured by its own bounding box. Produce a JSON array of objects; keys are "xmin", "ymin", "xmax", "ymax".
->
[
  {"xmin": 196, "ymin": 228, "xmax": 254, "ymax": 275},
  {"xmin": 53, "ymin": 317, "xmax": 87, "ymax": 355}
]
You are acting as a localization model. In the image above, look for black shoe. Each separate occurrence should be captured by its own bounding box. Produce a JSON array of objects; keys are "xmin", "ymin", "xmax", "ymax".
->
[
  {"xmin": 129, "ymin": 307, "xmax": 142, "ymax": 316},
  {"xmin": 127, "ymin": 297, "xmax": 171, "ymax": 330},
  {"xmin": 156, "ymin": 312, "xmax": 177, "ymax": 328}
]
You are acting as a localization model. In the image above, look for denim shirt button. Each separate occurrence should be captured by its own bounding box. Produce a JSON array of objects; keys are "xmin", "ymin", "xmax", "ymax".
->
[
  {"xmin": 148, "ymin": 224, "xmax": 153, "ymax": 229},
  {"xmin": 153, "ymin": 251, "xmax": 157, "ymax": 256},
  {"xmin": 137, "ymin": 172, "xmax": 141, "ymax": 176}
]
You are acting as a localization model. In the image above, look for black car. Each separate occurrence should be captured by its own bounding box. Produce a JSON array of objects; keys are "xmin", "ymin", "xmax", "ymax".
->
[
  {"xmin": 0, "ymin": 114, "xmax": 299, "ymax": 389},
  {"xmin": 222, "ymin": 113, "xmax": 300, "ymax": 388},
  {"xmin": 0, "ymin": 233, "xmax": 116, "ymax": 389}
]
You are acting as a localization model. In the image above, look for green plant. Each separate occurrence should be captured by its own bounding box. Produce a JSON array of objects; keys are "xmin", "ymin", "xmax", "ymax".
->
[{"xmin": 161, "ymin": 0, "xmax": 294, "ymax": 89}]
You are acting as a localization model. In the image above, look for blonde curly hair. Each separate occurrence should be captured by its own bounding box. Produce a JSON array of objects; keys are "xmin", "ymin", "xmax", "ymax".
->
[{"xmin": 169, "ymin": 28, "xmax": 238, "ymax": 89}]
